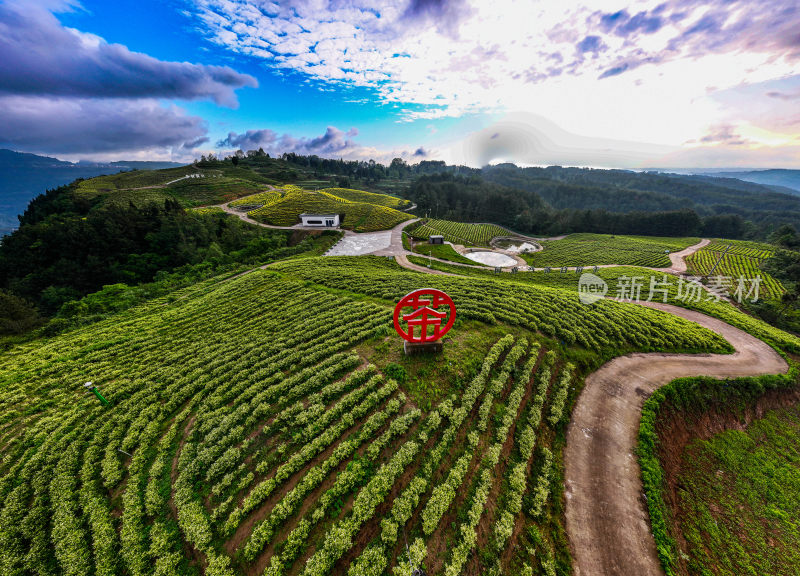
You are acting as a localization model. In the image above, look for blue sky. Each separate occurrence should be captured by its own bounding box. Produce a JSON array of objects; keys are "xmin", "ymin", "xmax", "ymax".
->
[{"xmin": 0, "ymin": 0, "xmax": 798, "ymax": 168}]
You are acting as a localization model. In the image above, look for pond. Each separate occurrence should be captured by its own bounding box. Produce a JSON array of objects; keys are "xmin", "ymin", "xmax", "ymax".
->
[{"xmin": 463, "ymin": 251, "xmax": 518, "ymax": 267}]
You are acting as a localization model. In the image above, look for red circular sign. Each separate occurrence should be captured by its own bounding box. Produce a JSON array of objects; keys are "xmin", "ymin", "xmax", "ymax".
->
[{"xmin": 393, "ymin": 288, "xmax": 456, "ymax": 343}]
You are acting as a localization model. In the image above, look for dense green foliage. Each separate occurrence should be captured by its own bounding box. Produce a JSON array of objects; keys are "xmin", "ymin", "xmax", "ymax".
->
[
  {"xmin": 404, "ymin": 258, "xmax": 800, "ymax": 354},
  {"xmin": 0, "ymin": 290, "xmax": 41, "ymax": 335},
  {"xmin": 5, "ymin": 152, "xmax": 800, "ymax": 576},
  {"xmin": 406, "ymin": 173, "xmax": 708, "ymax": 238},
  {"xmin": 637, "ymin": 372, "xmax": 799, "ymax": 576},
  {"xmin": 481, "ymin": 164, "xmax": 800, "ymax": 235},
  {"xmin": 525, "ymin": 234, "xmax": 698, "ymax": 268},
  {"xmin": 0, "ymin": 184, "xmax": 336, "ymax": 314},
  {"xmin": 0, "ymin": 149, "xmax": 183, "ymax": 235},
  {"xmin": 271, "ymin": 256, "xmax": 731, "ymax": 355}
]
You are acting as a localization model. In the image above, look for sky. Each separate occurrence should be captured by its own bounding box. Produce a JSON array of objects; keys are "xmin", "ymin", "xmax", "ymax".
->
[{"xmin": 0, "ymin": 0, "xmax": 798, "ymax": 169}]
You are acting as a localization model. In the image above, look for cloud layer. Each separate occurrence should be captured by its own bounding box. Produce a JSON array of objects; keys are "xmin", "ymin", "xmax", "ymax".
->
[
  {"xmin": 0, "ymin": 1, "xmax": 255, "ymax": 158},
  {"xmin": 216, "ymin": 125, "xmax": 430, "ymax": 163},
  {"xmin": 192, "ymin": 0, "xmax": 800, "ymax": 118},
  {"xmin": 191, "ymin": 0, "xmax": 799, "ymax": 166},
  {"xmin": 0, "ymin": 97, "xmax": 209, "ymax": 155},
  {"xmin": 0, "ymin": 2, "xmax": 256, "ymax": 106}
]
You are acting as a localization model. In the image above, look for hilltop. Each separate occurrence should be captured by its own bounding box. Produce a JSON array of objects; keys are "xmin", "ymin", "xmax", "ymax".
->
[{"xmin": 0, "ymin": 149, "xmax": 184, "ymax": 235}]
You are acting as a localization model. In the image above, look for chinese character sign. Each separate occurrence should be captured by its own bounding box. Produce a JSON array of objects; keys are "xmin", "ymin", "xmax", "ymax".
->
[{"xmin": 393, "ymin": 289, "xmax": 456, "ymax": 343}]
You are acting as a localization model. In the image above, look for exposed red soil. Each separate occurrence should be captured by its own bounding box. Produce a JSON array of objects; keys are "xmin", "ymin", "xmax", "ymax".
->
[{"xmin": 654, "ymin": 386, "xmax": 800, "ymax": 576}]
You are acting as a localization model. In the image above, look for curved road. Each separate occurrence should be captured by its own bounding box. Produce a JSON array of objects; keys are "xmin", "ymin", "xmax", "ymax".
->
[
  {"xmin": 656, "ymin": 238, "xmax": 710, "ymax": 274},
  {"xmin": 391, "ymin": 236, "xmax": 786, "ymax": 576},
  {"xmin": 216, "ymin": 199, "xmax": 778, "ymax": 575},
  {"xmin": 564, "ymin": 301, "xmax": 787, "ymax": 576}
]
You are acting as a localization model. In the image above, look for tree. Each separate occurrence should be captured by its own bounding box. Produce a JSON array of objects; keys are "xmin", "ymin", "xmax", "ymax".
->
[
  {"xmin": 0, "ymin": 290, "xmax": 41, "ymax": 334},
  {"xmin": 771, "ymin": 224, "xmax": 800, "ymax": 249}
]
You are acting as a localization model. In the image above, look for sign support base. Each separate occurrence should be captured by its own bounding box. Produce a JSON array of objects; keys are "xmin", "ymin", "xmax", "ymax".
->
[{"xmin": 404, "ymin": 340, "xmax": 443, "ymax": 355}]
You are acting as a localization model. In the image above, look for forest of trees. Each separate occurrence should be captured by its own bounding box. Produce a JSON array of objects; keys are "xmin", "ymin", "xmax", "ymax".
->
[
  {"xmin": 480, "ymin": 164, "xmax": 800, "ymax": 234},
  {"xmin": 256, "ymin": 153, "xmax": 800, "ymax": 236},
  {"xmin": 0, "ymin": 183, "xmax": 327, "ymax": 330},
  {"xmin": 405, "ymin": 174, "xmax": 749, "ymax": 238}
]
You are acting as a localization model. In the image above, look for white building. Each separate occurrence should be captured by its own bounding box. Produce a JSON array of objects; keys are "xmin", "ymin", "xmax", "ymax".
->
[{"xmin": 299, "ymin": 213, "xmax": 340, "ymax": 227}]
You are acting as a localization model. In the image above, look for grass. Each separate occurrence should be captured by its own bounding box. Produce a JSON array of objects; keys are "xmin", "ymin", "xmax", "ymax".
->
[
  {"xmin": 677, "ymin": 406, "xmax": 800, "ymax": 576},
  {"xmin": 411, "ymin": 242, "xmax": 478, "ymax": 265},
  {"xmin": 524, "ymin": 233, "xmax": 699, "ymax": 268},
  {"xmin": 637, "ymin": 372, "xmax": 800, "ymax": 576},
  {"xmin": 74, "ymin": 165, "xmax": 270, "ymax": 208}
]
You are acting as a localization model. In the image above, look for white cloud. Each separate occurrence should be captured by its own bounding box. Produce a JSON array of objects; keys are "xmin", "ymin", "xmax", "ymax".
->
[
  {"xmin": 215, "ymin": 125, "xmax": 435, "ymax": 164},
  {"xmin": 191, "ymin": 0, "xmax": 800, "ymax": 157}
]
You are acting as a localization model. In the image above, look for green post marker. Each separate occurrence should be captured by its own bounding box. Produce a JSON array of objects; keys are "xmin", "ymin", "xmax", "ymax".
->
[{"xmin": 84, "ymin": 382, "xmax": 110, "ymax": 406}]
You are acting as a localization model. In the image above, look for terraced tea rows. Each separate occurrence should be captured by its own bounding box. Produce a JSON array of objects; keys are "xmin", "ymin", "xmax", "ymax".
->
[
  {"xmin": 526, "ymin": 233, "xmax": 699, "ymax": 268},
  {"xmin": 271, "ymin": 256, "xmax": 732, "ymax": 355},
  {"xmin": 409, "ymin": 219, "xmax": 511, "ymax": 246},
  {"xmin": 320, "ymin": 188, "xmax": 411, "ymax": 209},
  {"xmin": 229, "ymin": 190, "xmax": 284, "ymax": 209},
  {"xmin": 702, "ymin": 239, "xmax": 775, "ymax": 259},
  {"xmin": 0, "ymin": 255, "xmax": 735, "ymax": 576},
  {"xmin": 247, "ymin": 187, "xmax": 412, "ymax": 232},
  {"xmin": 686, "ymin": 242, "xmax": 784, "ymax": 298}
]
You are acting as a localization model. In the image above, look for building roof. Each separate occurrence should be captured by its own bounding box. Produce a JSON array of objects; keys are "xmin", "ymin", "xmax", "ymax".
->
[{"xmin": 299, "ymin": 213, "xmax": 339, "ymax": 217}]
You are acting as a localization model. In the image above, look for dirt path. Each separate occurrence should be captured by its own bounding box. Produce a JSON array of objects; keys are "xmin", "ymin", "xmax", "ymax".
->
[
  {"xmin": 655, "ymin": 238, "xmax": 710, "ymax": 274},
  {"xmin": 564, "ymin": 301, "xmax": 787, "ymax": 576},
  {"xmin": 394, "ymin": 253, "xmax": 457, "ymax": 275},
  {"xmin": 214, "ymin": 187, "xmax": 311, "ymax": 230}
]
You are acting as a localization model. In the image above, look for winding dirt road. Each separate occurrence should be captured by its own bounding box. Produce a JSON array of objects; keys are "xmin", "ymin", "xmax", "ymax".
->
[
  {"xmin": 656, "ymin": 238, "xmax": 710, "ymax": 274},
  {"xmin": 392, "ymin": 237, "xmax": 787, "ymax": 576},
  {"xmin": 216, "ymin": 196, "xmax": 782, "ymax": 575},
  {"xmin": 564, "ymin": 301, "xmax": 787, "ymax": 576}
]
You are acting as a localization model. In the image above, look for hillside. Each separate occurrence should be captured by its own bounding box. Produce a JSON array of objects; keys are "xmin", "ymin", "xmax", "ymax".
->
[
  {"xmin": 7, "ymin": 150, "xmax": 800, "ymax": 241},
  {"xmin": 703, "ymin": 169, "xmax": 800, "ymax": 194},
  {"xmin": 3, "ymin": 169, "xmax": 800, "ymax": 576},
  {"xmin": 244, "ymin": 185, "xmax": 413, "ymax": 232},
  {"xmin": 0, "ymin": 254, "xmax": 734, "ymax": 576},
  {"xmin": 476, "ymin": 164, "xmax": 800, "ymax": 234},
  {"xmin": 0, "ymin": 149, "xmax": 184, "ymax": 235}
]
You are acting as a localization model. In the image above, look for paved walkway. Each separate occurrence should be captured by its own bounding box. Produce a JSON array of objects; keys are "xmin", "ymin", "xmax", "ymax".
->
[{"xmin": 325, "ymin": 230, "xmax": 393, "ymax": 256}]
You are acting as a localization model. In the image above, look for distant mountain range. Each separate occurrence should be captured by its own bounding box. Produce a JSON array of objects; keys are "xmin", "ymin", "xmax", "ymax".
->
[
  {"xmin": 2, "ymin": 148, "xmax": 799, "ymax": 237},
  {"xmin": 0, "ymin": 149, "xmax": 184, "ymax": 235},
  {"xmin": 697, "ymin": 169, "xmax": 800, "ymax": 194}
]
